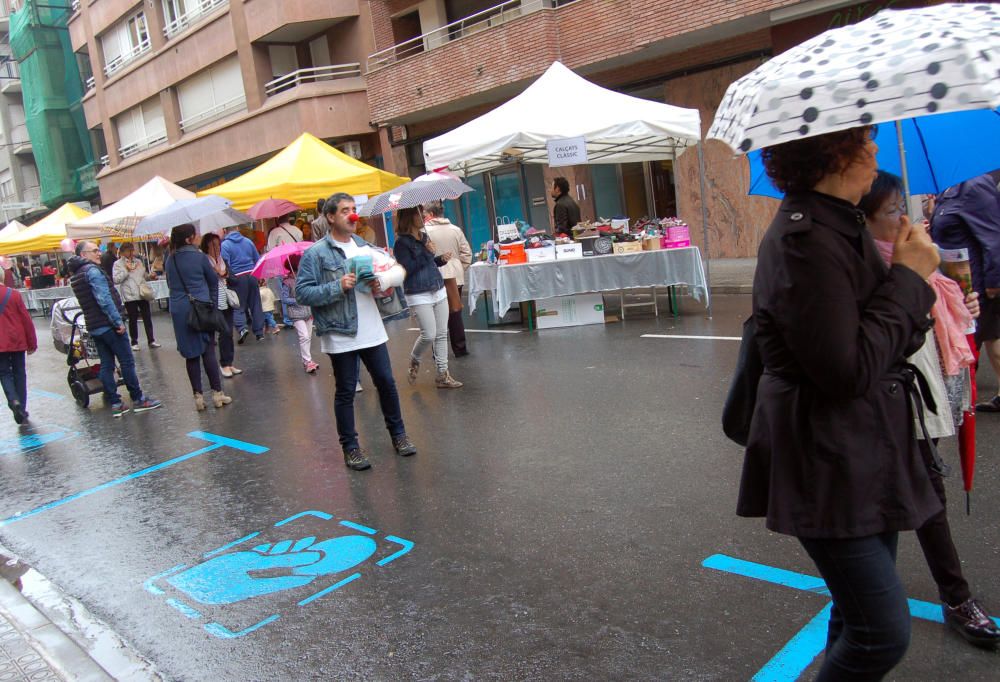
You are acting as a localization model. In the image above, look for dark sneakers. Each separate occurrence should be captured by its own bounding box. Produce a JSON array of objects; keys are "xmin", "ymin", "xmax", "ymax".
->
[
  {"xmin": 344, "ymin": 447, "xmax": 372, "ymax": 471},
  {"xmin": 11, "ymin": 401, "xmax": 27, "ymax": 424},
  {"xmin": 392, "ymin": 435, "xmax": 417, "ymax": 457},
  {"xmin": 238, "ymin": 328, "xmax": 249, "ymax": 345},
  {"xmin": 944, "ymin": 598, "xmax": 1000, "ymax": 649},
  {"xmin": 975, "ymin": 395, "xmax": 1000, "ymax": 412},
  {"xmin": 111, "ymin": 403, "xmax": 130, "ymax": 418},
  {"xmin": 133, "ymin": 397, "xmax": 163, "ymax": 413}
]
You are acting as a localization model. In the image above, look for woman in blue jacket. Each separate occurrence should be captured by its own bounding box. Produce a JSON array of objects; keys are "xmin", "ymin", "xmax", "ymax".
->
[
  {"xmin": 393, "ymin": 207, "xmax": 462, "ymax": 389},
  {"xmin": 165, "ymin": 224, "xmax": 233, "ymax": 411}
]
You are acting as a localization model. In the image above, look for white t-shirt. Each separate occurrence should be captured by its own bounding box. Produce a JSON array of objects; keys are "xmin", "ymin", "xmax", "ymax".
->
[
  {"xmin": 319, "ymin": 237, "xmax": 389, "ymax": 355},
  {"xmin": 406, "ymin": 287, "xmax": 447, "ymax": 307}
]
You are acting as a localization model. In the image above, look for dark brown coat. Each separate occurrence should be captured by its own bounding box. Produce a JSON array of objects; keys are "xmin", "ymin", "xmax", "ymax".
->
[{"xmin": 738, "ymin": 191, "xmax": 942, "ymax": 539}]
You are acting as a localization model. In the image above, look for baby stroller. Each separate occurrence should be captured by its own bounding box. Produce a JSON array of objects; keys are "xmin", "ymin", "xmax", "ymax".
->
[{"xmin": 51, "ymin": 297, "xmax": 122, "ymax": 407}]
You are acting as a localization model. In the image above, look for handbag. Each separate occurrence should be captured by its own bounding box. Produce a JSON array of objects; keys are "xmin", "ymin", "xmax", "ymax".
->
[
  {"xmin": 225, "ymin": 287, "xmax": 240, "ymax": 309},
  {"xmin": 722, "ymin": 315, "xmax": 764, "ymax": 446},
  {"xmin": 444, "ymin": 278, "xmax": 463, "ymax": 313},
  {"xmin": 139, "ymin": 281, "xmax": 155, "ymax": 301},
  {"xmin": 287, "ymin": 303, "xmax": 311, "ymax": 320},
  {"xmin": 171, "ymin": 255, "xmax": 228, "ymax": 334},
  {"xmin": 376, "ymin": 286, "xmax": 409, "ymax": 322}
]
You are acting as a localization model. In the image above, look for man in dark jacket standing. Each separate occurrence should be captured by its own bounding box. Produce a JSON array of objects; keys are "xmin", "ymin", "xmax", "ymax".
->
[
  {"xmin": 220, "ymin": 226, "xmax": 264, "ymax": 343},
  {"xmin": 551, "ymin": 177, "xmax": 581, "ymax": 236},
  {"xmin": 68, "ymin": 241, "xmax": 161, "ymax": 417},
  {"xmin": 930, "ymin": 172, "xmax": 1000, "ymax": 411},
  {"xmin": 100, "ymin": 243, "xmax": 118, "ymax": 278},
  {"xmin": 0, "ymin": 282, "xmax": 36, "ymax": 423}
]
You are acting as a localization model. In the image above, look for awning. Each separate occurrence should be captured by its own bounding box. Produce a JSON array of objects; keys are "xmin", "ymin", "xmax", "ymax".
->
[
  {"xmin": 423, "ymin": 61, "xmax": 702, "ymax": 175},
  {"xmin": 0, "ymin": 204, "xmax": 92, "ymax": 255},
  {"xmin": 198, "ymin": 133, "xmax": 409, "ymax": 211}
]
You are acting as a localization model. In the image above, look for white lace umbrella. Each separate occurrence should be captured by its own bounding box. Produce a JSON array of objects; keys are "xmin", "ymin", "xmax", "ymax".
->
[
  {"xmin": 358, "ymin": 172, "xmax": 474, "ymax": 217},
  {"xmin": 708, "ymin": 3, "xmax": 1000, "ymax": 155}
]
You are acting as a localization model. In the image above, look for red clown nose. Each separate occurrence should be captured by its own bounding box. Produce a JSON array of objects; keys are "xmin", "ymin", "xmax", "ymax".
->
[{"xmin": 348, "ymin": 213, "xmax": 360, "ymax": 223}]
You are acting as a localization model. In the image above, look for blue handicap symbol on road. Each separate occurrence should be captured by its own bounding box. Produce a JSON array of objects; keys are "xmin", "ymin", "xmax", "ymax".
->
[
  {"xmin": 146, "ymin": 511, "xmax": 414, "ymax": 638},
  {"xmin": 703, "ymin": 554, "xmax": 1000, "ymax": 681}
]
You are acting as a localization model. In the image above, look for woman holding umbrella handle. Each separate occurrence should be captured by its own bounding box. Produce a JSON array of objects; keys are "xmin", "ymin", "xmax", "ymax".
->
[{"xmin": 739, "ymin": 126, "xmax": 944, "ymax": 680}]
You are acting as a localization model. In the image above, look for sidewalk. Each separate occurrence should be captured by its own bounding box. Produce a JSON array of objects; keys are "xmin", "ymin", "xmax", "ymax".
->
[
  {"xmin": 0, "ymin": 572, "xmax": 112, "ymax": 682},
  {"xmin": 707, "ymin": 257, "xmax": 756, "ymax": 294}
]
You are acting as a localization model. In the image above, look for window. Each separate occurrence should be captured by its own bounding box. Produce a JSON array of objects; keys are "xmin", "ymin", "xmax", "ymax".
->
[
  {"xmin": 101, "ymin": 10, "xmax": 151, "ymax": 77},
  {"xmin": 162, "ymin": 0, "xmax": 228, "ymax": 39},
  {"xmin": 176, "ymin": 56, "xmax": 246, "ymax": 132},
  {"xmin": 114, "ymin": 97, "xmax": 166, "ymax": 158}
]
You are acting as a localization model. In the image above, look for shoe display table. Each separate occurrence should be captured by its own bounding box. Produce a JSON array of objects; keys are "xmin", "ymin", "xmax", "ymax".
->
[{"xmin": 467, "ymin": 247, "xmax": 709, "ymax": 321}]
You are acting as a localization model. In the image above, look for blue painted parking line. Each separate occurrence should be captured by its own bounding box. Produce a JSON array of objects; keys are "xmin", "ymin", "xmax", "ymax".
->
[
  {"xmin": 0, "ymin": 423, "xmax": 80, "ymax": 456},
  {"xmin": 28, "ymin": 389, "xmax": 67, "ymax": 401},
  {"xmin": 147, "ymin": 510, "xmax": 415, "ymax": 638},
  {"xmin": 704, "ymin": 554, "xmax": 1000, "ymax": 681},
  {"xmin": 0, "ymin": 432, "xmax": 268, "ymax": 527}
]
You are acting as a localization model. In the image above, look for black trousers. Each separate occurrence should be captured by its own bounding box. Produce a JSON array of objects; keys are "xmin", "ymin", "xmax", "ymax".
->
[
  {"xmin": 915, "ymin": 439, "xmax": 971, "ymax": 606},
  {"xmin": 448, "ymin": 285, "xmax": 467, "ymax": 354},
  {"xmin": 124, "ymin": 299, "xmax": 155, "ymax": 345},
  {"xmin": 217, "ymin": 307, "xmax": 235, "ymax": 368}
]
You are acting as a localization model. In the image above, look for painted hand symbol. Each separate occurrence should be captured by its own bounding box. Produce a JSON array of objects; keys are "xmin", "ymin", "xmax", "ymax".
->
[{"xmin": 167, "ymin": 536, "xmax": 377, "ymax": 605}]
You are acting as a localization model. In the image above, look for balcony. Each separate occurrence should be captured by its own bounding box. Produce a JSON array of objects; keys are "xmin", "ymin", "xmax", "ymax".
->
[
  {"xmin": 264, "ymin": 62, "xmax": 361, "ymax": 97},
  {"xmin": 11, "ymin": 123, "xmax": 31, "ymax": 155},
  {"xmin": 164, "ymin": 0, "xmax": 228, "ymax": 41},
  {"xmin": 0, "ymin": 58, "xmax": 19, "ymax": 94},
  {"xmin": 179, "ymin": 93, "xmax": 247, "ymax": 132},
  {"xmin": 368, "ymin": 0, "xmax": 565, "ymax": 72},
  {"xmin": 118, "ymin": 130, "xmax": 167, "ymax": 159},
  {"xmin": 104, "ymin": 39, "xmax": 152, "ymax": 78},
  {"xmin": 243, "ymin": 0, "xmax": 358, "ymax": 43}
]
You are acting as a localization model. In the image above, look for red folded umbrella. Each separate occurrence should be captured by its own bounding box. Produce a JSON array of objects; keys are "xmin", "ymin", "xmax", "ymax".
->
[
  {"xmin": 247, "ymin": 199, "xmax": 301, "ymax": 221},
  {"xmin": 959, "ymin": 332, "xmax": 978, "ymax": 514}
]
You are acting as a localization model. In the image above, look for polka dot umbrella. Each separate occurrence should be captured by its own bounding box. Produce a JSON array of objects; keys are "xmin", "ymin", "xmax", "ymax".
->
[{"xmin": 708, "ymin": 2, "xmax": 1000, "ymax": 191}]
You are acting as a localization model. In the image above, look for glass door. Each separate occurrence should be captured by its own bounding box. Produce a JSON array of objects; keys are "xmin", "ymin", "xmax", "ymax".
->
[{"xmin": 490, "ymin": 168, "xmax": 527, "ymax": 234}]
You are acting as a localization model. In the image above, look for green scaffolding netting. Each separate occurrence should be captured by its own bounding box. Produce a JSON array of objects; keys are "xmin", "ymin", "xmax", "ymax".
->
[{"xmin": 10, "ymin": 0, "xmax": 97, "ymax": 207}]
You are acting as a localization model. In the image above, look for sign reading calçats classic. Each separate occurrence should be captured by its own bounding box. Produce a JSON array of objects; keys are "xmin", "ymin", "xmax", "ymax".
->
[{"xmin": 546, "ymin": 136, "xmax": 588, "ymax": 167}]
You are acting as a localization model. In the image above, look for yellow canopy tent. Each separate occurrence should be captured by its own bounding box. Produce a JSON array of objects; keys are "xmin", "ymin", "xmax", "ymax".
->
[
  {"xmin": 0, "ymin": 203, "xmax": 92, "ymax": 255},
  {"xmin": 198, "ymin": 133, "xmax": 409, "ymax": 211},
  {"xmin": 0, "ymin": 220, "xmax": 28, "ymax": 249}
]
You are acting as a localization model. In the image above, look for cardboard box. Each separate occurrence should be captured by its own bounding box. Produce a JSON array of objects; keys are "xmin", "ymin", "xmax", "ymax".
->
[
  {"xmin": 498, "ymin": 241, "xmax": 527, "ymax": 265},
  {"xmin": 525, "ymin": 246, "xmax": 556, "ymax": 262},
  {"xmin": 642, "ymin": 236, "xmax": 661, "ymax": 251},
  {"xmin": 662, "ymin": 238, "xmax": 691, "ymax": 249},
  {"xmin": 612, "ymin": 240, "xmax": 642, "ymax": 255},
  {"xmin": 579, "ymin": 236, "xmax": 614, "ymax": 256},
  {"xmin": 535, "ymin": 293, "xmax": 606, "ymax": 329},
  {"xmin": 555, "ymin": 243, "xmax": 583, "ymax": 259}
]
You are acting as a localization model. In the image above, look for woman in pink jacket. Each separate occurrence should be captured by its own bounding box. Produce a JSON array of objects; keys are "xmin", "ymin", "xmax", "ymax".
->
[{"xmin": 0, "ymin": 284, "xmax": 37, "ymax": 424}]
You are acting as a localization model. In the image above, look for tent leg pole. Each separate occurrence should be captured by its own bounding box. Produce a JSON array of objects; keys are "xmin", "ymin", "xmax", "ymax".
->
[{"xmin": 697, "ymin": 141, "xmax": 712, "ymax": 319}]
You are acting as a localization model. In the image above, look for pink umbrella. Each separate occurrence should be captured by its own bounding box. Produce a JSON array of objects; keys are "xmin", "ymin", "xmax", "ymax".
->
[
  {"xmin": 245, "ymin": 241, "xmax": 312, "ymax": 279},
  {"xmin": 247, "ymin": 199, "xmax": 301, "ymax": 221}
]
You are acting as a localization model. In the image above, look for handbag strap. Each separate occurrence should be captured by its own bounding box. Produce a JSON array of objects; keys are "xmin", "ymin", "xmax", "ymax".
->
[
  {"xmin": 169, "ymin": 252, "xmax": 196, "ymax": 302},
  {"xmin": 0, "ymin": 286, "xmax": 12, "ymax": 316}
]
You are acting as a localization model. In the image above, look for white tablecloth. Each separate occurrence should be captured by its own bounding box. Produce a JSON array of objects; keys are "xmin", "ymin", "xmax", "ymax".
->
[
  {"xmin": 20, "ymin": 279, "xmax": 170, "ymax": 310},
  {"xmin": 467, "ymin": 247, "xmax": 709, "ymax": 315}
]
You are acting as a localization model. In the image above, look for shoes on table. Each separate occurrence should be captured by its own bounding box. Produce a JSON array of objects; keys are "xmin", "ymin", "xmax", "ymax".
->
[
  {"xmin": 436, "ymin": 371, "xmax": 463, "ymax": 389},
  {"xmin": 944, "ymin": 598, "xmax": 1000, "ymax": 649},
  {"xmin": 133, "ymin": 397, "xmax": 162, "ymax": 413},
  {"xmin": 975, "ymin": 395, "xmax": 1000, "ymax": 412},
  {"xmin": 344, "ymin": 447, "xmax": 371, "ymax": 471},
  {"xmin": 392, "ymin": 435, "xmax": 417, "ymax": 457}
]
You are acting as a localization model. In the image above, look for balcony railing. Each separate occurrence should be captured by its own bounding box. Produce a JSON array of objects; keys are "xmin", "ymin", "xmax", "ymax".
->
[
  {"xmin": 0, "ymin": 59, "xmax": 19, "ymax": 81},
  {"xmin": 368, "ymin": 0, "xmax": 572, "ymax": 72},
  {"xmin": 71, "ymin": 0, "xmax": 80, "ymax": 12},
  {"xmin": 179, "ymin": 93, "xmax": 246, "ymax": 132},
  {"xmin": 264, "ymin": 63, "xmax": 361, "ymax": 97},
  {"xmin": 100, "ymin": 154, "xmax": 110, "ymax": 168},
  {"xmin": 85, "ymin": 75, "xmax": 95, "ymax": 90},
  {"xmin": 104, "ymin": 38, "xmax": 152, "ymax": 78},
  {"xmin": 118, "ymin": 130, "xmax": 167, "ymax": 159},
  {"xmin": 164, "ymin": 0, "xmax": 228, "ymax": 40}
]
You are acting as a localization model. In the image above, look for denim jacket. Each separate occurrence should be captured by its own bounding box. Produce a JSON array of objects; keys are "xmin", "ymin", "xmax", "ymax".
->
[
  {"xmin": 393, "ymin": 233, "xmax": 446, "ymax": 295},
  {"xmin": 295, "ymin": 235, "xmax": 405, "ymax": 337}
]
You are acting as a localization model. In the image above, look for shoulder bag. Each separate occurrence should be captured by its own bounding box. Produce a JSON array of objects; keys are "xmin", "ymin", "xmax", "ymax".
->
[{"xmin": 171, "ymin": 254, "xmax": 228, "ymax": 334}]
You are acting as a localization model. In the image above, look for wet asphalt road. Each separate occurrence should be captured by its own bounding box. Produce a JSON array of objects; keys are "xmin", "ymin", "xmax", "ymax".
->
[{"xmin": 0, "ymin": 294, "xmax": 997, "ymax": 680}]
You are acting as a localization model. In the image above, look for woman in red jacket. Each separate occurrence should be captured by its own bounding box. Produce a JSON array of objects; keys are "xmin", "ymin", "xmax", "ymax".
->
[{"xmin": 0, "ymin": 284, "xmax": 37, "ymax": 424}]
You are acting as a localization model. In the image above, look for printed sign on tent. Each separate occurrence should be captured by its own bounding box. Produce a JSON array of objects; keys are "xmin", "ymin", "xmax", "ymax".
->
[{"xmin": 546, "ymin": 136, "xmax": 588, "ymax": 167}]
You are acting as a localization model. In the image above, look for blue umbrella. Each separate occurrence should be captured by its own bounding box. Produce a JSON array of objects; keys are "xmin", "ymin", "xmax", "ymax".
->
[{"xmin": 748, "ymin": 108, "xmax": 1000, "ymax": 198}]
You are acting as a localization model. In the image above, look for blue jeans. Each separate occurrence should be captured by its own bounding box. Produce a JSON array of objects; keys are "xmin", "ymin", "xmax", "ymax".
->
[
  {"xmin": 0, "ymin": 351, "xmax": 27, "ymax": 413},
  {"xmin": 262, "ymin": 311, "xmax": 277, "ymax": 329},
  {"xmin": 231, "ymin": 275, "xmax": 263, "ymax": 336},
  {"xmin": 799, "ymin": 533, "xmax": 910, "ymax": 681},
  {"xmin": 92, "ymin": 329, "xmax": 143, "ymax": 405},
  {"xmin": 328, "ymin": 343, "xmax": 404, "ymax": 451}
]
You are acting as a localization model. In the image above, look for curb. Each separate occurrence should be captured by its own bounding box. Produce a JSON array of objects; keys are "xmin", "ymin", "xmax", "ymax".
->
[{"xmin": 0, "ymin": 579, "xmax": 113, "ymax": 682}]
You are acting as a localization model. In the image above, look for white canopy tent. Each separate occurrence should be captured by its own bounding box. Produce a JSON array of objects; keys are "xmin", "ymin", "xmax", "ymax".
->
[
  {"xmin": 67, "ymin": 176, "xmax": 196, "ymax": 240},
  {"xmin": 423, "ymin": 61, "xmax": 703, "ymax": 175}
]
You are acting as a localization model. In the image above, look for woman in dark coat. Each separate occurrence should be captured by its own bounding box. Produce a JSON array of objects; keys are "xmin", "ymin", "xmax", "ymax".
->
[
  {"xmin": 741, "ymin": 126, "xmax": 943, "ymax": 680},
  {"xmin": 165, "ymin": 224, "xmax": 232, "ymax": 411}
]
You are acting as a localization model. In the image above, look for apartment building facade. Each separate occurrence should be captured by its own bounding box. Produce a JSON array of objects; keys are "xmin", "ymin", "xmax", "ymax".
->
[
  {"xmin": 364, "ymin": 0, "xmax": 955, "ymax": 258},
  {"xmin": 69, "ymin": 0, "xmax": 391, "ymax": 204},
  {"xmin": 0, "ymin": 0, "xmax": 44, "ymax": 224}
]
